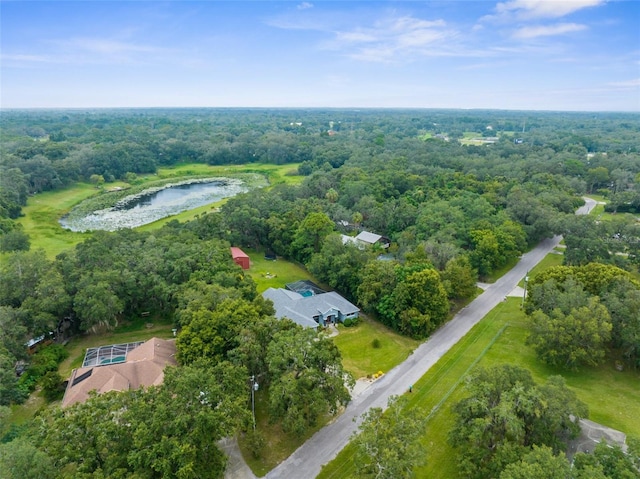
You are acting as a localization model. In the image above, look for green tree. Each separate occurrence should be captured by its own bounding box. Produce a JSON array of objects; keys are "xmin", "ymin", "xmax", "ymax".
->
[
  {"xmin": 74, "ymin": 280, "xmax": 124, "ymax": 333},
  {"xmin": 308, "ymin": 234, "xmax": 372, "ymax": 301},
  {"xmin": 499, "ymin": 446, "xmax": 571, "ymax": 479},
  {"xmin": 449, "ymin": 365, "xmax": 586, "ymax": 479},
  {"xmin": 176, "ymin": 298, "xmax": 268, "ymax": 365},
  {"xmin": 0, "ymin": 229, "xmax": 30, "ymax": 252},
  {"xmin": 573, "ymin": 441, "xmax": 640, "ymax": 479},
  {"xmin": 527, "ymin": 298, "xmax": 612, "ymax": 370},
  {"xmin": 0, "ymin": 438, "xmax": 56, "ymax": 479},
  {"xmin": 356, "ymin": 260, "xmax": 397, "ymax": 314},
  {"xmin": 440, "ymin": 255, "xmax": 478, "ymax": 300},
  {"xmin": 587, "ymin": 167, "xmax": 609, "ymax": 194},
  {"xmin": 468, "ymin": 229, "xmax": 501, "ymax": 276},
  {"xmin": 392, "ymin": 268, "xmax": 449, "ymax": 338},
  {"xmin": 561, "ymin": 216, "xmax": 611, "ymax": 266},
  {"xmin": 266, "ymin": 325, "xmax": 353, "ymax": 435},
  {"xmin": 291, "ymin": 212, "xmax": 334, "ymax": 263},
  {"xmin": 352, "ymin": 396, "xmax": 426, "ymax": 478},
  {"xmin": 126, "ymin": 361, "xmax": 249, "ymax": 478},
  {"xmin": 89, "ymin": 173, "xmax": 105, "ymax": 188},
  {"xmin": 37, "ymin": 361, "xmax": 249, "ymax": 479},
  {"xmin": 0, "ymin": 345, "xmax": 26, "ymax": 405},
  {"xmin": 601, "ymin": 278, "xmax": 640, "ymax": 367}
]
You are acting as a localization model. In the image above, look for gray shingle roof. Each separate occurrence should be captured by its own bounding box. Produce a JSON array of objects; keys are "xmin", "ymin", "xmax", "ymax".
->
[{"xmin": 263, "ymin": 288, "xmax": 359, "ymax": 328}]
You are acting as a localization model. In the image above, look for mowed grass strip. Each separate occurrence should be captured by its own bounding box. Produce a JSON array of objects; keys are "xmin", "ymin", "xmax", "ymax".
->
[{"xmin": 320, "ymin": 292, "xmax": 640, "ymax": 479}]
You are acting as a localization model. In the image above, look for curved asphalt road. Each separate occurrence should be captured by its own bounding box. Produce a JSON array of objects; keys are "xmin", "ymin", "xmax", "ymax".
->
[{"xmin": 263, "ymin": 198, "xmax": 597, "ymax": 479}]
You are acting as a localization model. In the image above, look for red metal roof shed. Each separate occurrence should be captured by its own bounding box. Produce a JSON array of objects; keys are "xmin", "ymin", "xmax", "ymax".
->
[{"xmin": 230, "ymin": 247, "xmax": 250, "ymax": 270}]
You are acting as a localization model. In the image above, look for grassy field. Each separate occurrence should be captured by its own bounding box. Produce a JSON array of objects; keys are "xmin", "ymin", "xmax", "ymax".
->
[
  {"xmin": 15, "ymin": 163, "xmax": 302, "ymax": 259},
  {"xmin": 320, "ymin": 274, "xmax": 640, "ymax": 478},
  {"xmin": 243, "ymin": 248, "xmax": 319, "ymax": 293},
  {"xmin": 332, "ymin": 316, "xmax": 419, "ymax": 379},
  {"xmin": 16, "ymin": 182, "xmax": 97, "ymax": 257}
]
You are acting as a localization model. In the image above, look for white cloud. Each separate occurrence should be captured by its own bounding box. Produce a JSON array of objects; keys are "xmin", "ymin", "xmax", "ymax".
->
[
  {"xmin": 0, "ymin": 53, "xmax": 57, "ymax": 63},
  {"xmin": 608, "ymin": 78, "xmax": 640, "ymax": 89},
  {"xmin": 297, "ymin": 2, "xmax": 313, "ymax": 10},
  {"xmin": 496, "ymin": 0, "xmax": 606, "ymax": 19},
  {"xmin": 513, "ymin": 22, "xmax": 587, "ymax": 39},
  {"xmin": 329, "ymin": 16, "xmax": 455, "ymax": 62},
  {"xmin": 2, "ymin": 36, "xmax": 182, "ymax": 69},
  {"xmin": 53, "ymin": 38, "xmax": 162, "ymax": 55}
]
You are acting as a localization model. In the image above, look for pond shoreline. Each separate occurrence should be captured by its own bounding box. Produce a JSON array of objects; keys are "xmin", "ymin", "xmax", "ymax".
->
[{"xmin": 59, "ymin": 176, "xmax": 253, "ymax": 232}]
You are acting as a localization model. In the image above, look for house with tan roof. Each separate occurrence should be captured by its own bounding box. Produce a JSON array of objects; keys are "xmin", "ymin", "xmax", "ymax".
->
[{"xmin": 62, "ymin": 337, "xmax": 176, "ymax": 408}]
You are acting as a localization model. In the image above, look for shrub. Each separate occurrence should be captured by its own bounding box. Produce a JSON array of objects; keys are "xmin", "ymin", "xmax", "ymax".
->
[
  {"xmin": 372, "ymin": 338, "xmax": 382, "ymax": 349},
  {"xmin": 246, "ymin": 429, "xmax": 266, "ymax": 459},
  {"xmin": 343, "ymin": 318, "xmax": 353, "ymax": 327},
  {"xmin": 40, "ymin": 371, "xmax": 66, "ymax": 402}
]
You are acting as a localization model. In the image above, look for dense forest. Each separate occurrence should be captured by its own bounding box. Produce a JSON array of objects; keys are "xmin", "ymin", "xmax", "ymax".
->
[{"xmin": 1, "ymin": 109, "xmax": 640, "ymax": 478}]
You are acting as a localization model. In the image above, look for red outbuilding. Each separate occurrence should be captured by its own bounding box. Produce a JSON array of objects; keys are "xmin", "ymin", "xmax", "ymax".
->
[{"xmin": 230, "ymin": 247, "xmax": 250, "ymax": 270}]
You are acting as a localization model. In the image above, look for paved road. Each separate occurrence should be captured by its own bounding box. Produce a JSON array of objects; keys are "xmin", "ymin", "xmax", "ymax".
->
[{"xmin": 261, "ymin": 197, "xmax": 597, "ymax": 479}]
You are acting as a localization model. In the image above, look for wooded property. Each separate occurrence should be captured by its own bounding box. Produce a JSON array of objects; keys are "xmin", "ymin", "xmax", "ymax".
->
[{"xmin": 1, "ymin": 108, "xmax": 639, "ymax": 478}]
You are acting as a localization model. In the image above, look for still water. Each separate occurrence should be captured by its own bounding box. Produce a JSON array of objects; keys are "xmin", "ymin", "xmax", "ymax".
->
[{"xmin": 60, "ymin": 179, "xmax": 247, "ymax": 232}]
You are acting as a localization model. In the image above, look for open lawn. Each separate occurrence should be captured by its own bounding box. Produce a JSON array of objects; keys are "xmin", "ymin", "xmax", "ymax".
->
[
  {"xmin": 17, "ymin": 183, "xmax": 97, "ymax": 257},
  {"xmin": 244, "ymin": 248, "xmax": 320, "ymax": 293},
  {"xmin": 15, "ymin": 163, "xmax": 302, "ymax": 259},
  {"xmin": 320, "ymin": 287, "xmax": 640, "ymax": 479},
  {"xmin": 519, "ymin": 250, "xmax": 564, "ymax": 286},
  {"xmin": 332, "ymin": 316, "xmax": 419, "ymax": 379}
]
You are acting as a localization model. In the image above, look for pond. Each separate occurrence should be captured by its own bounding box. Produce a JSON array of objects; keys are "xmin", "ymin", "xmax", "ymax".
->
[{"xmin": 60, "ymin": 178, "xmax": 248, "ymax": 232}]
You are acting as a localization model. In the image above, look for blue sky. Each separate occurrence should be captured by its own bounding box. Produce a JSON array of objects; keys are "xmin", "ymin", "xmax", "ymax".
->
[{"xmin": 1, "ymin": 1, "xmax": 639, "ymax": 111}]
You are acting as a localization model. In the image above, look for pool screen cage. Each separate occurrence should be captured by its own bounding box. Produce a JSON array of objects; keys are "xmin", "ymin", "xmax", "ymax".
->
[{"xmin": 82, "ymin": 341, "xmax": 144, "ymax": 368}]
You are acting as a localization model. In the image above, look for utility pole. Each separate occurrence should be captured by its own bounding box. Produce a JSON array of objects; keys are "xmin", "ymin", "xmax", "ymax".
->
[
  {"xmin": 250, "ymin": 375, "xmax": 259, "ymax": 430},
  {"xmin": 521, "ymin": 272, "xmax": 529, "ymax": 309}
]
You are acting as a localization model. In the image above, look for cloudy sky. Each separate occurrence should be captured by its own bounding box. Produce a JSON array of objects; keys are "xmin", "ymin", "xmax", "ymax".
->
[{"xmin": 2, "ymin": 0, "xmax": 639, "ymax": 111}]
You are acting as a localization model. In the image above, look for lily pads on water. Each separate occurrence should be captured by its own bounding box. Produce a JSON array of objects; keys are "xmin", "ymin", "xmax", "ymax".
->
[{"xmin": 60, "ymin": 177, "xmax": 248, "ymax": 232}]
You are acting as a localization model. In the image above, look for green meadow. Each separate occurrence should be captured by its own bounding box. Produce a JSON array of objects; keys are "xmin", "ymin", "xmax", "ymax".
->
[{"xmin": 15, "ymin": 163, "xmax": 301, "ymax": 258}]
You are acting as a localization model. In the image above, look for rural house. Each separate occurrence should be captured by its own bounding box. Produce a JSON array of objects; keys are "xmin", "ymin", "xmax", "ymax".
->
[
  {"xmin": 341, "ymin": 230, "xmax": 391, "ymax": 250},
  {"xmin": 262, "ymin": 288, "xmax": 359, "ymax": 328},
  {"xmin": 62, "ymin": 337, "xmax": 176, "ymax": 407}
]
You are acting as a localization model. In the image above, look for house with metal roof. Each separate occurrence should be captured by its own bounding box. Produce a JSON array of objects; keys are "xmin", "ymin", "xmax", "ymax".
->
[
  {"xmin": 262, "ymin": 288, "xmax": 359, "ymax": 328},
  {"xmin": 341, "ymin": 231, "xmax": 390, "ymax": 250},
  {"xmin": 355, "ymin": 231, "xmax": 390, "ymax": 248}
]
